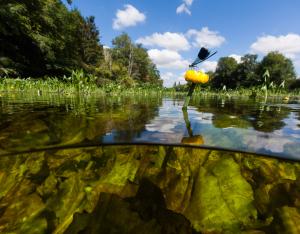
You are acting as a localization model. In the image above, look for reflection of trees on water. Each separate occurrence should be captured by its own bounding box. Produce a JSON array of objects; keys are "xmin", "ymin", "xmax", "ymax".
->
[
  {"xmin": 296, "ymin": 109, "xmax": 300, "ymax": 128},
  {"xmin": 0, "ymin": 94, "xmax": 162, "ymax": 153},
  {"xmin": 251, "ymin": 104, "xmax": 289, "ymax": 132},
  {"xmin": 191, "ymin": 97, "xmax": 291, "ymax": 132}
]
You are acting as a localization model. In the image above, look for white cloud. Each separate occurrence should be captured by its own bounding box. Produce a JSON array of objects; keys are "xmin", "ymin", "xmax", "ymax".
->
[
  {"xmin": 250, "ymin": 33, "xmax": 300, "ymax": 58},
  {"xmin": 148, "ymin": 49, "xmax": 190, "ymax": 69},
  {"xmin": 176, "ymin": 0, "xmax": 194, "ymax": 15},
  {"xmin": 113, "ymin": 5, "xmax": 146, "ymax": 30},
  {"xmin": 199, "ymin": 61, "xmax": 218, "ymax": 72},
  {"xmin": 161, "ymin": 72, "xmax": 175, "ymax": 81},
  {"xmin": 176, "ymin": 4, "xmax": 191, "ymax": 15},
  {"xmin": 162, "ymin": 72, "xmax": 186, "ymax": 87},
  {"xmin": 184, "ymin": 0, "xmax": 194, "ymax": 6},
  {"xmin": 250, "ymin": 33, "xmax": 300, "ymax": 75},
  {"xmin": 187, "ymin": 27, "xmax": 226, "ymax": 48},
  {"xmin": 229, "ymin": 54, "xmax": 242, "ymax": 63},
  {"xmin": 136, "ymin": 32, "xmax": 190, "ymax": 51},
  {"xmin": 295, "ymin": 60, "xmax": 300, "ymax": 67}
]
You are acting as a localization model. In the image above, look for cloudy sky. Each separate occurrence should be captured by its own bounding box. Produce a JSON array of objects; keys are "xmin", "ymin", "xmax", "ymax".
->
[{"xmin": 66, "ymin": 0, "xmax": 300, "ymax": 87}]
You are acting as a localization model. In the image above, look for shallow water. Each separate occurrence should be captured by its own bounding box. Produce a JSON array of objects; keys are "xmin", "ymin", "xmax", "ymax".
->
[
  {"xmin": 0, "ymin": 144, "xmax": 300, "ymax": 233},
  {"xmin": 1, "ymin": 93, "xmax": 300, "ymax": 233},
  {"xmin": 1, "ymin": 93, "xmax": 300, "ymax": 159}
]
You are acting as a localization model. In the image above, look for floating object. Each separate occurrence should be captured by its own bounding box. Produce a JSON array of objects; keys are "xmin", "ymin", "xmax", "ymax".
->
[
  {"xmin": 184, "ymin": 70, "xmax": 209, "ymax": 84},
  {"xmin": 283, "ymin": 96, "xmax": 289, "ymax": 101},
  {"xmin": 181, "ymin": 135, "xmax": 204, "ymax": 145},
  {"xmin": 182, "ymin": 47, "xmax": 217, "ymax": 110}
]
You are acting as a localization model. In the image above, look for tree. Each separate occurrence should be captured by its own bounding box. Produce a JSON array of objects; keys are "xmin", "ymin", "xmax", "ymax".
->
[
  {"xmin": 257, "ymin": 52, "xmax": 296, "ymax": 86},
  {"xmin": 0, "ymin": 2, "xmax": 161, "ymax": 86},
  {"xmin": 111, "ymin": 33, "xmax": 132, "ymax": 70},
  {"xmin": 0, "ymin": 0, "xmax": 47, "ymax": 76},
  {"xmin": 111, "ymin": 33, "xmax": 162, "ymax": 86},
  {"xmin": 211, "ymin": 57, "xmax": 238, "ymax": 89},
  {"xmin": 0, "ymin": 0, "xmax": 103, "ymax": 77},
  {"xmin": 234, "ymin": 54, "xmax": 259, "ymax": 87},
  {"xmin": 79, "ymin": 16, "xmax": 104, "ymax": 68},
  {"xmin": 288, "ymin": 79, "xmax": 300, "ymax": 90}
]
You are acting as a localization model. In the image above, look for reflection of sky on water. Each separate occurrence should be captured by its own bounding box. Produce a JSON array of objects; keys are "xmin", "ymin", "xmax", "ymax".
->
[{"xmin": 103, "ymin": 99, "xmax": 300, "ymax": 159}]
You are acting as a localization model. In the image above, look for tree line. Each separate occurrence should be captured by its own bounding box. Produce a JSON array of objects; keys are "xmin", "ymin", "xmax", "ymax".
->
[
  {"xmin": 0, "ymin": 0, "xmax": 162, "ymax": 87},
  {"xmin": 174, "ymin": 52, "xmax": 299, "ymax": 90},
  {"xmin": 210, "ymin": 52, "xmax": 298, "ymax": 90},
  {"xmin": 210, "ymin": 51, "xmax": 300, "ymax": 89}
]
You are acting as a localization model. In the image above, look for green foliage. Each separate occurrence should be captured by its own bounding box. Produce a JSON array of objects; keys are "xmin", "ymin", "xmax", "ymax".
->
[
  {"xmin": 185, "ymin": 153, "xmax": 256, "ymax": 233},
  {"xmin": 288, "ymin": 79, "xmax": 300, "ymax": 90},
  {"xmin": 234, "ymin": 54, "xmax": 260, "ymax": 87},
  {"xmin": 1, "ymin": 146, "xmax": 300, "ymax": 233},
  {"xmin": 0, "ymin": 0, "xmax": 104, "ymax": 76},
  {"xmin": 109, "ymin": 33, "xmax": 162, "ymax": 86},
  {"xmin": 206, "ymin": 52, "xmax": 297, "ymax": 91},
  {"xmin": 211, "ymin": 57, "xmax": 238, "ymax": 89},
  {"xmin": 258, "ymin": 52, "xmax": 296, "ymax": 86},
  {"xmin": 0, "ymin": 1, "xmax": 161, "ymax": 86}
]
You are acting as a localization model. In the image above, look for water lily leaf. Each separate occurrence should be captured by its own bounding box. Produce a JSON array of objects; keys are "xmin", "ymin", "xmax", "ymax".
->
[
  {"xmin": 46, "ymin": 175, "xmax": 86, "ymax": 234},
  {"xmin": 184, "ymin": 154, "xmax": 257, "ymax": 233},
  {"xmin": 0, "ymin": 182, "xmax": 46, "ymax": 233},
  {"xmin": 271, "ymin": 206, "xmax": 300, "ymax": 234},
  {"xmin": 100, "ymin": 148, "xmax": 139, "ymax": 186}
]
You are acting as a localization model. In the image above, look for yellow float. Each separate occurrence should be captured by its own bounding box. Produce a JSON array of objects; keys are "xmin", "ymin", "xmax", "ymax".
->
[
  {"xmin": 181, "ymin": 135, "xmax": 204, "ymax": 145},
  {"xmin": 184, "ymin": 70, "xmax": 209, "ymax": 84}
]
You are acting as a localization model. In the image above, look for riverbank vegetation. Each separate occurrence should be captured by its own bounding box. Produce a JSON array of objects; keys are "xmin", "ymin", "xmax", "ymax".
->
[
  {"xmin": 1, "ymin": 0, "xmax": 299, "ymax": 95},
  {"xmin": 174, "ymin": 52, "xmax": 300, "ymax": 93},
  {"xmin": 0, "ymin": 0, "xmax": 162, "ymax": 87}
]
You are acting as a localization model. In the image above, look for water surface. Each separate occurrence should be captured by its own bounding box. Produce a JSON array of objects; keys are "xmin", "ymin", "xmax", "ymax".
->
[
  {"xmin": 1, "ymin": 93, "xmax": 300, "ymax": 159},
  {"xmin": 1, "ymin": 93, "xmax": 300, "ymax": 233}
]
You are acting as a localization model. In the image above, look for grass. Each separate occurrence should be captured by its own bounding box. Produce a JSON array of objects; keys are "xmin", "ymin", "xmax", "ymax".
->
[
  {"xmin": 0, "ymin": 77, "xmax": 165, "ymax": 96},
  {"xmin": 1, "ymin": 76, "xmax": 300, "ymax": 100}
]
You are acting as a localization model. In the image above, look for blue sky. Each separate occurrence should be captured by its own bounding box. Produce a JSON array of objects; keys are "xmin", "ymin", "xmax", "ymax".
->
[{"xmin": 65, "ymin": 0, "xmax": 300, "ymax": 87}]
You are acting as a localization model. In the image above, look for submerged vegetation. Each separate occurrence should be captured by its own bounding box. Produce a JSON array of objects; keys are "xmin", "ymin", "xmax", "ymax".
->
[{"xmin": 1, "ymin": 145, "xmax": 300, "ymax": 233}]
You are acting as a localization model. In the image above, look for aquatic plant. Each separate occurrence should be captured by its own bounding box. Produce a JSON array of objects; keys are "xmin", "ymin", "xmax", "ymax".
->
[{"xmin": 0, "ymin": 145, "xmax": 300, "ymax": 233}]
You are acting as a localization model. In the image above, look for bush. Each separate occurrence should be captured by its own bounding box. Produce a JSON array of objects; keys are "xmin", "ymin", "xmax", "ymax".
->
[{"xmin": 288, "ymin": 79, "xmax": 300, "ymax": 90}]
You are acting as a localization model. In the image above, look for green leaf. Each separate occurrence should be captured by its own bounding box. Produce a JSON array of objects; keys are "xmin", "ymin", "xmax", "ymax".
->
[{"xmin": 184, "ymin": 154, "xmax": 257, "ymax": 233}]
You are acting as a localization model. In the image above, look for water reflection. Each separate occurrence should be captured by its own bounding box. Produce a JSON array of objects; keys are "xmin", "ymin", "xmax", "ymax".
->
[
  {"xmin": 181, "ymin": 108, "xmax": 204, "ymax": 145},
  {"xmin": 0, "ymin": 93, "xmax": 300, "ymax": 159}
]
